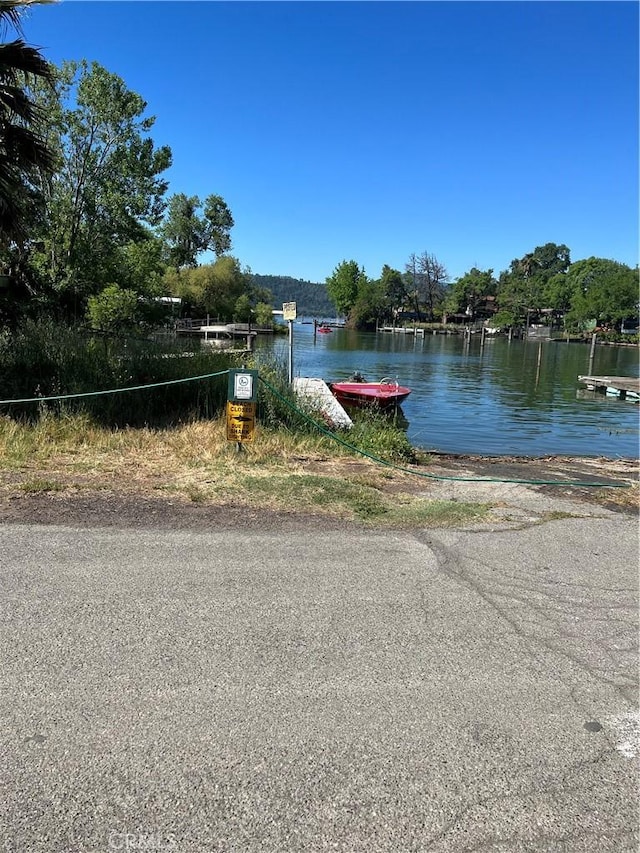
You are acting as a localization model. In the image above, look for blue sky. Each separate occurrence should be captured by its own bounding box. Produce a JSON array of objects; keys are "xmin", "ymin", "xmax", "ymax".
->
[{"xmin": 23, "ymin": 1, "xmax": 639, "ymax": 283}]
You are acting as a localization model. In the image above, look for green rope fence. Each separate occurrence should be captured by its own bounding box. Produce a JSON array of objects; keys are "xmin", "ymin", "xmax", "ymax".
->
[
  {"xmin": 0, "ymin": 366, "xmax": 630, "ymax": 489},
  {"xmin": 0, "ymin": 369, "xmax": 230, "ymax": 405},
  {"xmin": 258, "ymin": 376, "xmax": 630, "ymax": 489}
]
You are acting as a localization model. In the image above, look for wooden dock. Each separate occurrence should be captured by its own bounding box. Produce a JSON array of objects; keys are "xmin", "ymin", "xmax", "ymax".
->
[
  {"xmin": 292, "ymin": 378, "xmax": 353, "ymax": 429},
  {"xmin": 578, "ymin": 375, "xmax": 640, "ymax": 400},
  {"xmin": 379, "ymin": 326, "xmax": 426, "ymax": 337}
]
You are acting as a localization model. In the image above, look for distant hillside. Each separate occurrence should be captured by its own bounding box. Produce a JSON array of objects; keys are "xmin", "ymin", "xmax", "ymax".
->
[{"xmin": 251, "ymin": 275, "xmax": 335, "ymax": 317}]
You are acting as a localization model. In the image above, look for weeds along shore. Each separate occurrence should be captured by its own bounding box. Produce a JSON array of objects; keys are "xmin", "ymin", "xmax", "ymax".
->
[
  {"xmin": 0, "ymin": 408, "xmax": 500, "ymax": 528},
  {"xmin": 1, "ymin": 321, "xmax": 464, "ymax": 524},
  {"xmin": 2, "ymin": 322, "xmax": 636, "ymax": 525}
]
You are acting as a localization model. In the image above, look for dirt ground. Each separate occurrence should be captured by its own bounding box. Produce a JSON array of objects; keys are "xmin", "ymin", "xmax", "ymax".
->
[
  {"xmin": 427, "ymin": 452, "xmax": 639, "ymax": 503},
  {"xmin": 0, "ymin": 453, "xmax": 637, "ymax": 532}
]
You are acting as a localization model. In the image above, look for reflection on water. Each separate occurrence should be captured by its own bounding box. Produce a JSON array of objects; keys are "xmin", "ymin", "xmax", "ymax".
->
[{"xmin": 256, "ymin": 326, "xmax": 639, "ymax": 458}]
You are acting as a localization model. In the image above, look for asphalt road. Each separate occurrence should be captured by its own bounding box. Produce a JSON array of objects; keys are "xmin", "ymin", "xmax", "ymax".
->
[{"xmin": 1, "ymin": 513, "xmax": 638, "ymax": 853}]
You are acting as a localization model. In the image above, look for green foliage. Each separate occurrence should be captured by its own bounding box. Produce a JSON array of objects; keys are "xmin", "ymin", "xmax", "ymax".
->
[
  {"xmin": 446, "ymin": 267, "xmax": 496, "ymax": 317},
  {"xmin": 497, "ymin": 243, "xmax": 571, "ymax": 326},
  {"xmin": 160, "ymin": 193, "xmax": 204, "ymax": 268},
  {"xmin": 0, "ymin": 0, "xmax": 55, "ymax": 248},
  {"xmin": 202, "ymin": 194, "xmax": 234, "ymax": 257},
  {"xmin": 347, "ymin": 411, "xmax": 416, "ymax": 464},
  {"xmin": 596, "ymin": 331, "xmax": 639, "ymax": 345},
  {"xmin": 86, "ymin": 284, "xmax": 138, "ymax": 334},
  {"xmin": 561, "ymin": 257, "xmax": 638, "ymax": 328},
  {"xmin": 28, "ymin": 59, "xmax": 172, "ymax": 312},
  {"xmin": 254, "ymin": 301, "xmax": 274, "ymax": 327},
  {"xmin": 165, "ymin": 256, "xmax": 248, "ymax": 319},
  {"xmin": 379, "ymin": 265, "xmax": 407, "ymax": 318},
  {"xmin": 544, "ymin": 271, "xmax": 575, "ymax": 314},
  {"xmin": 116, "ymin": 234, "xmax": 171, "ymax": 327},
  {"xmin": 496, "ymin": 270, "xmax": 531, "ymax": 326},
  {"xmin": 0, "ymin": 317, "xmax": 232, "ymax": 425},
  {"xmin": 345, "ymin": 264, "xmax": 409, "ymax": 329},
  {"xmin": 118, "ymin": 234, "xmax": 165, "ymax": 296},
  {"xmin": 233, "ymin": 293, "xmax": 252, "ymax": 323},
  {"xmin": 250, "ymin": 354, "xmax": 308, "ymax": 431},
  {"xmin": 160, "ymin": 192, "xmax": 234, "ymax": 268},
  {"xmin": 491, "ymin": 308, "xmax": 518, "ymax": 329},
  {"xmin": 349, "ymin": 277, "xmax": 386, "ymax": 330},
  {"xmin": 326, "ymin": 260, "xmax": 366, "ymax": 316}
]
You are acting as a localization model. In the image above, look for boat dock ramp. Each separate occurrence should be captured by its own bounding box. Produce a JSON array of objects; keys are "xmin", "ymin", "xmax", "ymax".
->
[
  {"xmin": 292, "ymin": 378, "xmax": 353, "ymax": 429},
  {"xmin": 578, "ymin": 375, "xmax": 639, "ymax": 401},
  {"xmin": 176, "ymin": 322, "xmax": 257, "ymax": 353}
]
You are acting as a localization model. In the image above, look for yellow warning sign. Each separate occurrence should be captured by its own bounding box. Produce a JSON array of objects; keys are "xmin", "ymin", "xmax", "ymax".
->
[{"xmin": 226, "ymin": 401, "xmax": 256, "ymax": 442}]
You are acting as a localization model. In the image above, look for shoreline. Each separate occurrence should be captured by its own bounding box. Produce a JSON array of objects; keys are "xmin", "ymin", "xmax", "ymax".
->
[{"xmin": 1, "ymin": 450, "xmax": 636, "ymax": 531}]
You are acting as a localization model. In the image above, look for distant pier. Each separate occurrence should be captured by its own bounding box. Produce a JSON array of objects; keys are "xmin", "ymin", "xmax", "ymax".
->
[
  {"xmin": 578, "ymin": 375, "xmax": 640, "ymax": 401},
  {"xmin": 378, "ymin": 326, "xmax": 426, "ymax": 336},
  {"xmin": 175, "ymin": 321, "xmax": 257, "ymax": 352}
]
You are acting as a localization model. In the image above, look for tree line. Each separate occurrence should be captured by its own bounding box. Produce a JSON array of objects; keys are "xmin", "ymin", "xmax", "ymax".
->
[
  {"xmin": 326, "ymin": 244, "xmax": 639, "ymax": 333},
  {"xmin": 251, "ymin": 275, "xmax": 334, "ymax": 317},
  {"xmin": 0, "ymin": 4, "xmax": 278, "ymax": 333},
  {"xmin": 1, "ymin": 3, "xmax": 637, "ymax": 340}
]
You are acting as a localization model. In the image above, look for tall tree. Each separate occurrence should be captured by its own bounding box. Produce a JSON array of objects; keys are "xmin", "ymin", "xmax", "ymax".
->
[
  {"xmin": 165, "ymin": 255, "xmax": 248, "ymax": 320},
  {"xmin": 326, "ymin": 259, "xmax": 366, "ymax": 316},
  {"xmin": 349, "ymin": 277, "xmax": 386, "ymax": 330},
  {"xmin": 497, "ymin": 242, "xmax": 570, "ymax": 326},
  {"xmin": 446, "ymin": 267, "xmax": 497, "ymax": 319},
  {"xmin": 161, "ymin": 193, "xmax": 205, "ymax": 269},
  {"xmin": 203, "ymin": 193, "xmax": 234, "ymax": 257},
  {"xmin": 379, "ymin": 264, "xmax": 406, "ymax": 322},
  {"xmin": 29, "ymin": 59, "xmax": 172, "ymax": 311},
  {"xmin": 161, "ymin": 192, "xmax": 234, "ymax": 269},
  {"xmin": 561, "ymin": 258, "xmax": 639, "ymax": 329},
  {"xmin": 0, "ymin": 0, "xmax": 54, "ymax": 249},
  {"xmin": 404, "ymin": 252, "xmax": 448, "ymax": 321}
]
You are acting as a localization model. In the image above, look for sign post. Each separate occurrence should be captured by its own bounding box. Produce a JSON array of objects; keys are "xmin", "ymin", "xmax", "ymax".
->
[
  {"xmin": 282, "ymin": 302, "xmax": 297, "ymax": 384},
  {"xmin": 226, "ymin": 369, "xmax": 258, "ymax": 448}
]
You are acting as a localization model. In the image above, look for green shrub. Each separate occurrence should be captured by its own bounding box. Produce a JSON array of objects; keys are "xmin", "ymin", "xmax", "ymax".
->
[
  {"xmin": 86, "ymin": 285, "xmax": 139, "ymax": 333},
  {"xmin": 244, "ymin": 353, "xmax": 306, "ymax": 432},
  {"xmin": 598, "ymin": 331, "xmax": 639, "ymax": 345},
  {"xmin": 0, "ymin": 318, "xmax": 234, "ymax": 426},
  {"xmin": 346, "ymin": 409, "xmax": 416, "ymax": 464}
]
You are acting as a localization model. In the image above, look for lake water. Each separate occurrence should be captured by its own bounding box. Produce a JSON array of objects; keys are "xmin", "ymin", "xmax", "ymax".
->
[{"xmin": 257, "ymin": 325, "xmax": 639, "ymax": 458}]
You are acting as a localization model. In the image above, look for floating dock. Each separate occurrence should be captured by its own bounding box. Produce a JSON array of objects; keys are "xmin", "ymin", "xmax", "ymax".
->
[
  {"xmin": 578, "ymin": 375, "xmax": 640, "ymax": 401},
  {"xmin": 292, "ymin": 378, "xmax": 353, "ymax": 429}
]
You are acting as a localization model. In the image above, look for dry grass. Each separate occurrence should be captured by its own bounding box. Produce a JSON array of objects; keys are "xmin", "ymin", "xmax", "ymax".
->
[
  {"xmin": 0, "ymin": 414, "xmax": 636, "ymax": 527},
  {"xmin": 592, "ymin": 481, "xmax": 640, "ymax": 511},
  {"xmin": 0, "ymin": 414, "xmax": 494, "ymax": 526}
]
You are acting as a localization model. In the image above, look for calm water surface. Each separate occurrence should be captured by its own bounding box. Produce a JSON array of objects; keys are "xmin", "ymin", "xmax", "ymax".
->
[{"xmin": 258, "ymin": 325, "xmax": 639, "ymax": 458}]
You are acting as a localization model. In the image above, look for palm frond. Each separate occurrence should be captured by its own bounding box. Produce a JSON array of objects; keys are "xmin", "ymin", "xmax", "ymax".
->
[
  {"xmin": 1, "ymin": 122, "xmax": 54, "ymax": 170},
  {"xmin": 0, "ymin": 39, "xmax": 51, "ymax": 79},
  {"xmin": 0, "ymin": 1, "xmax": 58, "ymax": 36},
  {"xmin": 0, "ymin": 2, "xmax": 23, "ymax": 34},
  {"xmin": 0, "ymin": 82, "xmax": 32, "ymax": 119},
  {"xmin": 0, "ymin": 2, "xmax": 56, "ymax": 246}
]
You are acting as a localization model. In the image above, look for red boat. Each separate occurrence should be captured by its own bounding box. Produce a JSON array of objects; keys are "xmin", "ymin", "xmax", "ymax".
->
[
  {"xmin": 329, "ymin": 374, "xmax": 411, "ymax": 410},
  {"xmin": 317, "ymin": 325, "xmax": 332, "ymax": 334}
]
